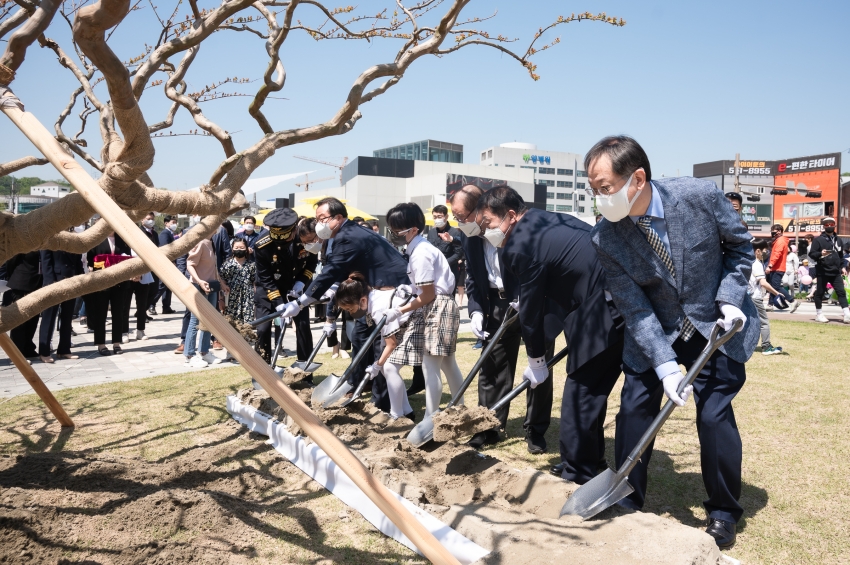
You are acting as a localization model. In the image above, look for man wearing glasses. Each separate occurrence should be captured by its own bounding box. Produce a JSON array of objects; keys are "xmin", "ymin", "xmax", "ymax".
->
[
  {"xmin": 586, "ymin": 135, "xmax": 758, "ymax": 549},
  {"xmin": 278, "ymin": 197, "xmax": 409, "ymax": 411}
]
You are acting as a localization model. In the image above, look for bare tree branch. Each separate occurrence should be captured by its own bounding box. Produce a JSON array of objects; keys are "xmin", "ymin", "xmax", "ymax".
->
[
  {"xmin": 0, "ymin": 155, "xmax": 48, "ymax": 176},
  {"xmin": 0, "ymin": 7, "xmax": 30, "ymax": 41},
  {"xmin": 0, "ymin": 0, "xmax": 60, "ymax": 78}
]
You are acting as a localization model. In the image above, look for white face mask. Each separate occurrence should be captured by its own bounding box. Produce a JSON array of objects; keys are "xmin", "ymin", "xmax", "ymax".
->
[
  {"xmin": 457, "ymin": 220, "xmax": 481, "ymax": 237},
  {"xmin": 190, "ymin": 215, "xmax": 201, "ymax": 226},
  {"xmin": 74, "ymin": 224, "xmax": 85, "ymax": 233},
  {"xmin": 483, "ymin": 215, "xmax": 509, "ymax": 248},
  {"xmin": 168, "ymin": 223, "xmax": 178, "ymax": 232},
  {"xmin": 143, "ymin": 219, "xmax": 155, "ymax": 228},
  {"xmin": 243, "ymin": 223, "xmax": 254, "ymax": 233},
  {"xmin": 433, "ymin": 218, "xmax": 446, "ymax": 228},
  {"xmin": 316, "ymin": 219, "xmax": 334, "ymax": 240},
  {"xmin": 304, "ymin": 241, "xmax": 322, "ymax": 254},
  {"xmin": 595, "ymin": 173, "xmax": 640, "ymax": 223}
]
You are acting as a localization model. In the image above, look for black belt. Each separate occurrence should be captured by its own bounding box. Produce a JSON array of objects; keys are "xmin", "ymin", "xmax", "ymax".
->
[{"xmin": 488, "ymin": 287, "xmax": 507, "ymax": 300}]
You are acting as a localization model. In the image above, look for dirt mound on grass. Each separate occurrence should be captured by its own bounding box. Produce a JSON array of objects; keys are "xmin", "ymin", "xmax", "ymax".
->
[
  {"xmin": 233, "ymin": 389, "xmax": 725, "ymax": 565},
  {"xmin": 432, "ymin": 405, "xmax": 501, "ymax": 442}
]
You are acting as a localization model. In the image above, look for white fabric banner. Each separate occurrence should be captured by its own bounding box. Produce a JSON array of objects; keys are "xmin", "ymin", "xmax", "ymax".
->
[{"xmin": 226, "ymin": 396, "xmax": 489, "ymax": 564}]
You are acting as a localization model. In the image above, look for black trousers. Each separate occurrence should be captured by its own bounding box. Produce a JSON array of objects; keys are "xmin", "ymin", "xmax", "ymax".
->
[
  {"xmin": 38, "ymin": 297, "xmax": 76, "ymax": 356},
  {"xmin": 477, "ymin": 289, "xmax": 553, "ymax": 435},
  {"xmin": 557, "ymin": 334, "xmax": 623, "ymax": 484},
  {"xmin": 85, "ymin": 282, "xmax": 127, "ymax": 345},
  {"xmin": 813, "ymin": 271, "xmax": 848, "ymax": 309},
  {"xmin": 7, "ymin": 289, "xmax": 39, "ymax": 358},
  {"xmin": 254, "ymin": 291, "xmax": 279, "ymax": 362},
  {"xmin": 615, "ymin": 332, "xmax": 746, "ymax": 523},
  {"xmin": 349, "ymin": 315, "xmax": 390, "ymax": 412},
  {"xmin": 147, "ymin": 275, "xmax": 162, "ymax": 310},
  {"xmin": 123, "ymin": 281, "xmax": 150, "ymax": 333}
]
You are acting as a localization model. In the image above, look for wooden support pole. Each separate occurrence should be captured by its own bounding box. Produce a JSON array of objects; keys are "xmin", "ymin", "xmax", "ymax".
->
[
  {"xmin": 1, "ymin": 103, "xmax": 460, "ymax": 565},
  {"xmin": 0, "ymin": 332, "xmax": 74, "ymax": 427}
]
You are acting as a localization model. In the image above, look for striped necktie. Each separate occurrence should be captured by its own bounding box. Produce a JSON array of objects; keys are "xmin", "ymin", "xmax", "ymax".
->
[{"xmin": 638, "ymin": 216, "xmax": 696, "ymax": 342}]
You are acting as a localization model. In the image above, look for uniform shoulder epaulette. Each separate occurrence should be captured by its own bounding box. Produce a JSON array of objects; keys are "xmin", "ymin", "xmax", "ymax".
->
[{"xmin": 256, "ymin": 234, "xmax": 272, "ymax": 248}]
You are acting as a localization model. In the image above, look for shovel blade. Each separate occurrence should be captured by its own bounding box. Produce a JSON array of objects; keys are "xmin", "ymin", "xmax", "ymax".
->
[
  {"xmin": 311, "ymin": 373, "xmax": 345, "ymax": 405},
  {"xmin": 291, "ymin": 361, "xmax": 322, "ymax": 374},
  {"xmin": 559, "ymin": 469, "xmax": 635, "ymax": 520},
  {"xmin": 406, "ymin": 414, "xmax": 435, "ymax": 448},
  {"xmin": 321, "ymin": 381, "xmax": 353, "ymax": 408}
]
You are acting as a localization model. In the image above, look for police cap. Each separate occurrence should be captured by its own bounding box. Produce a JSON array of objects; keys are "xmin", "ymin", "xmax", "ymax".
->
[{"xmin": 263, "ymin": 208, "xmax": 298, "ymax": 239}]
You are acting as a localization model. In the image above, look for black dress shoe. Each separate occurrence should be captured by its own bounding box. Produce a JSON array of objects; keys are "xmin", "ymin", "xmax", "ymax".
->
[
  {"xmin": 148, "ymin": 307, "xmax": 157, "ymax": 316},
  {"xmin": 705, "ymin": 518, "xmax": 736, "ymax": 549},
  {"xmin": 467, "ymin": 429, "xmax": 500, "ymax": 449},
  {"xmin": 525, "ymin": 430, "xmax": 547, "ymax": 454},
  {"xmin": 146, "ymin": 315, "xmax": 154, "ymax": 322},
  {"xmin": 162, "ymin": 308, "xmax": 177, "ymax": 314},
  {"xmin": 406, "ymin": 383, "xmax": 425, "ymax": 395},
  {"xmin": 98, "ymin": 347, "xmax": 112, "ymax": 356},
  {"xmin": 550, "ymin": 461, "xmax": 567, "ymax": 476},
  {"xmin": 403, "ymin": 410, "xmax": 416, "ymax": 422}
]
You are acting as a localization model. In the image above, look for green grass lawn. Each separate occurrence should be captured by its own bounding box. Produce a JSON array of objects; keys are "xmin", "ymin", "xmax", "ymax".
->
[{"xmin": 1, "ymin": 319, "xmax": 848, "ymax": 564}]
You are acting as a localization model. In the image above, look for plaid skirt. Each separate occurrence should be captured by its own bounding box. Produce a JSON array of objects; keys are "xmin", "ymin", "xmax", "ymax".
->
[
  {"xmin": 423, "ymin": 294, "xmax": 460, "ymax": 356},
  {"xmin": 387, "ymin": 309, "xmax": 425, "ymax": 366}
]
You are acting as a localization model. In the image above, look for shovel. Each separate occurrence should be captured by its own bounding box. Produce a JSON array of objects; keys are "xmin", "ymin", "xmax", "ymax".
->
[
  {"xmin": 253, "ymin": 319, "xmax": 289, "ymax": 390},
  {"xmin": 559, "ymin": 319, "xmax": 744, "ymax": 520},
  {"xmin": 406, "ymin": 306, "xmax": 519, "ymax": 447},
  {"xmin": 291, "ymin": 330, "xmax": 329, "ymax": 374},
  {"xmin": 314, "ymin": 292, "xmax": 415, "ymax": 408},
  {"xmin": 249, "ymin": 296, "xmax": 330, "ymax": 328}
]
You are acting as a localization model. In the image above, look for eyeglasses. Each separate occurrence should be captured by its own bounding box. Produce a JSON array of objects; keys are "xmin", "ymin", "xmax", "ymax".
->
[{"xmin": 388, "ymin": 227, "xmax": 413, "ymax": 238}]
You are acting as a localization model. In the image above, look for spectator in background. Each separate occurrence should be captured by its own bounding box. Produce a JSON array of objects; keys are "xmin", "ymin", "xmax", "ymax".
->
[
  {"xmin": 809, "ymin": 217, "xmax": 849, "ymax": 324},
  {"xmin": 750, "ymin": 240, "xmax": 783, "ymax": 355},
  {"xmin": 152, "ymin": 214, "xmax": 178, "ymax": 314},
  {"xmin": 724, "ymin": 192, "xmax": 742, "ymax": 215},
  {"xmin": 38, "ymin": 245, "xmax": 84, "ymax": 362},
  {"xmin": 138, "ymin": 212, "xmax": 161, "ymax": 317},
  {"xmin": 4, "ymin": 251, "xmax": 43, "ymax": 358},
  {"xmin": 426, "ymin": 205, "xmax": 464, "ymax": 294},
  {"xmin": 765, "ymin": 224, "xmax": 799, "ymax": 313},
  {"xmin": 237, "ymin": 216, "xmax": 266, "ymax": 261},
  {"xmin": 219, "ymin": 238, "xmax": 256, "ymax": 363},
  {"xmin": 85, "ymin": 233, "xmax": 130, "ymax": 356},
  {"xmin": 184, "ymin": 231, "xmax": 229, "ymax": 368},
  {"xmin": 798, "ymin": 259, "xmax": 812, "ymax": 293},
  {"xmin": 367, "ymin": 219, "xmax": 380, "ymax": 234},
  {"xmin": 784, "ymin": 243, "xmax": 800, "ymax": 294}
]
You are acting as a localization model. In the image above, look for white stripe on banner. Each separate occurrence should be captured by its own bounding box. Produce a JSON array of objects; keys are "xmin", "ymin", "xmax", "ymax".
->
[{"xmin": 226, "ymin": 396, "xmax": 490, "ymax": 564}]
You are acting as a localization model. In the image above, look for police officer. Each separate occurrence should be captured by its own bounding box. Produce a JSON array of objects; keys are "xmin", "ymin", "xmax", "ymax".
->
[{"xmin": 254, "ymin": 208, "xmax": 318, "ymax": 364}]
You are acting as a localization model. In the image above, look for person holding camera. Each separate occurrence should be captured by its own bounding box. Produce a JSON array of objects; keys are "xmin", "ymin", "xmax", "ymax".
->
[{"xmin": 809, "ymin": 217, "xmax": 849, "ymax": 323}]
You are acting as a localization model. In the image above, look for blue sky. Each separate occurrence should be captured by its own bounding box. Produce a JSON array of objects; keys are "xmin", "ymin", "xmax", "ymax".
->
[{"xmin": 2, "ymin": 0, "xmax": 848, "ymax": 201}]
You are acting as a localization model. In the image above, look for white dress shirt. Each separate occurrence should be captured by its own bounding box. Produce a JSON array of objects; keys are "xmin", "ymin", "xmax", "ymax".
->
[
  {"xmin": 406, "ymin": 235, "xmax": 456, "ymax": 296},
  {"xmin": 483, "ymin": 239, "xmax": 504, "ymax": 290}
]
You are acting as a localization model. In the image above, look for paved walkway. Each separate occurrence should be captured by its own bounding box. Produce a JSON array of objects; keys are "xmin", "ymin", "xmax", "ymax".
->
[
  {"xmin": 0, "ymin": 297, "xmax": 475, "ymax": 399},
  {"xmin": 1, "ymin": 293, "xmax": 844, "ymax": 399}
]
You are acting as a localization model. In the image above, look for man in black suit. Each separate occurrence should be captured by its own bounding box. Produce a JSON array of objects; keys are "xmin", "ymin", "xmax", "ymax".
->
[
  {"xmin": 426, "ymin": 204, "xmax": 464, "ymax": 291},
  {"xmin": 152, "ymin": 215, "xmax": 177, "ymax": 314},
  {"xmin": 86, "ymin": 233, "xmax": 131, "ymax": 355},
  {"xmin": 3, "ymin": 251, "xmax": 43, "ymax": 358},
  {"xmin": 39, "ymin": 246, "xmax": 84, "ymax": 362},
  {"xmin": 139, "ymin": 212, "xmax": 160, "ymax": 316},
  {"xmin": 478, "ymin": 186, "xmax": 624, "ymax": 485},
  {"xmin": 279, "ymin": 197, "xmax": 410, "ymax": 411},
  {"xmin": 448, "ymin": 184, "xmax": 558, "ymax": 453}
]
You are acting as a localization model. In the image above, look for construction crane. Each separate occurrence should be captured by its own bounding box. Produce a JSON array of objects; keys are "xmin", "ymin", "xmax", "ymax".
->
[
  {"xmin": 294, "ymin": 172, "xmax": 335, "ymax": 191},
  {"xmin": 294, "ymin": 155, "xmax": 349, "ymax": 184}
]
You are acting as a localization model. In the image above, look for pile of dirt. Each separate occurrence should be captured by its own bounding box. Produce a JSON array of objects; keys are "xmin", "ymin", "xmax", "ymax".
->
[
  {"xmin": 281, "ymin": 367, "xmax": 309, "ymax": 385},
  {"xmin": 233, "ymin": 389, "xmax": 726, "ymax": 565},
  {"xmin": 432, "ymin": 405, "xmax": 501, "ymax": 442}
]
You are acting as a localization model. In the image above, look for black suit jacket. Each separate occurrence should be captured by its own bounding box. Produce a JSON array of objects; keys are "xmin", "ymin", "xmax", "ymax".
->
[
  {"xmin": 5, "ymin": 252, "xmax": 42, "ymax": 292},
  {"xmin": 427, "ymin": 225, "xmax": 464, "ymax": 285},
  {"xmin": 501, "ymin": 208, "xmax": 620, "ymax": 374},
  {"xmin": 159, "ymin": 227, "xmax": 175, "ymax": 247},
  {"xmin": 87, "ymin": 237, "xmax": 131, "ymax": 270},
  {"xmin": 40, "ymin": 250, "xmax": 84, "ymax": 285},
  {"xmin": 305, "ymin": 219, "xmax": 410, "ymax": 298}
]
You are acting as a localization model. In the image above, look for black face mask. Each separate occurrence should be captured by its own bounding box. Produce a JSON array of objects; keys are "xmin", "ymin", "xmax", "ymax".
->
[
  {"xmin": 233, "ymin": 249, "xmax": 247, "ymax": 258},
  {"xmin": 824, "ymin": 226, "xmax": 835, "ymax": 234},
  {"xmin": 350, "ymin": 305, "xmax": 368, "ymax": 319},
  {"xmin": 390, "ymin": 233, "xmax": 408, "ymax": 247},
  {"xmin": 771, "ymin": 232, "xmax": 781, "ymax": 238}
]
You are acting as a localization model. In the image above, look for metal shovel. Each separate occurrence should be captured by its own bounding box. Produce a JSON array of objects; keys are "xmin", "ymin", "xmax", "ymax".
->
[
  {"xmin": 291, "ymin": 330, "xmax": 329, "ymax": 374},
  {"xmin": 406, "ymin": 306, "xmax": 519, "ymax": 447},
  {"xmin": 559, "ymin": 319, "xmax": 744, "ymax": 520},
  {"xmin": 310, "ymin": 315, "xmax": 388, "ymax": 408},
  {"xmin": 253, "ymin": 320, "xmax": 289, "ymax": 389}
]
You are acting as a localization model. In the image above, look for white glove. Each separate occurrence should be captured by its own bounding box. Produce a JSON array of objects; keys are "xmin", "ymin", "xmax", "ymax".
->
[
  {"xmin": 322, "ymin": 320, "xmax": 336, "ymax": 335},
  {"xmin": 275, "ymin": 301, "xmax": 301, "ymax": 318},
  {"xmin": 320, "ymin": 283, "xmax": 338, "ymax": 302},
  {"xmin": 365, "ymin": 363, "xmax": 382, "ymax": 380},
  {"xmin": 395, "ymin": 284, "xmax": 415, "ymax": 299},
  {"xmin": 717, "ymin": 303, "xmax": 746, "ymax": 332},
  {"xmin": 290, "ymin": 281, "xmax": 305, "ymax": 297},
  {"xmin": 522, "ymin": 356, "xmax": 549, "ymax": 389},
  {"xmin": 509, "ymin": 299, "xmax": 519, "ymax": 312},
  {"xmin": 283, "ymin": 317, "xmax": 292, "ymax": 327},
  {"xmin": 661, "ymin": 370, "xmax": 692, "ymax": 407},
  {"xmin": 470, "ymin": 311, "xmax": 489, "ymax": 340},
  {"xmin": 376, "ymin": 308, "xmax": 402, "ymax": 325}
]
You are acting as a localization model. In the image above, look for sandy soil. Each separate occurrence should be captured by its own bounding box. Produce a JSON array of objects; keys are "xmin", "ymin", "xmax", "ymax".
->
[
  {"xmin": 432, "ymin": 405, "xmax": 501, "ymax": 442},
  {"xmin": 232, "ymin": 389, "xmax": 726, "ymax": 565}
]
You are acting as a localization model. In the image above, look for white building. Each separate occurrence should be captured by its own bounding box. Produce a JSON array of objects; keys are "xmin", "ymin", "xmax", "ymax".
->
[
  {"xmin": 478, "ymin": 142, "xmax": 593, "ymax": 218},
  {"xmin": 291, "ymin": 157, "xmax": 536, "ymax": 220},
  {"xmin": 29, "ymin": 182, "xmax": 70, "ymax": 198}
]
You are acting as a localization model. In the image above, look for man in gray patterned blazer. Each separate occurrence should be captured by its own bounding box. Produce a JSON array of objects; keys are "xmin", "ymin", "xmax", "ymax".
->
[{"xmin": 587, "ymin": 136, "xmax": 758, "ymax": 550}]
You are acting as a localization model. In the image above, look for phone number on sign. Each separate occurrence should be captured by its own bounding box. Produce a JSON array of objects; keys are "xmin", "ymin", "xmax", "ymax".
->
[{"xmin": 728, "ymin": 167, "xmax": 772, "ymax": 175}]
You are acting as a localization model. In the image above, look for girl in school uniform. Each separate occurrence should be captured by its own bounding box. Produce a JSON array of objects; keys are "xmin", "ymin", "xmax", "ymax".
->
[
  {"xmin": 382, "ymin": 202, "xmax": 465, "ymax": 417},
  {"xmin": 335, "ymin": 272, "xmax": 415, "ymax": 420}
]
